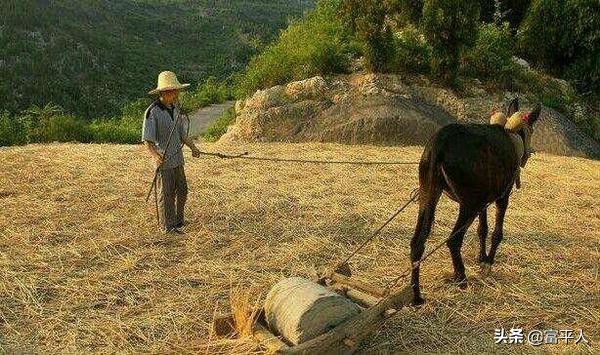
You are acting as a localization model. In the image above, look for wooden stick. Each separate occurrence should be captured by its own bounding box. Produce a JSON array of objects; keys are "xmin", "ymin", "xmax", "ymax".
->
[
  {"xmin": 345, "ymin": 288, "xmax": 380, "ymax": 308},
  {"xmin": 329, "ymin": 272, "xmax": 386, "ymax": 297},
  {"xmin": 279, "ymin": 285, "xmax": 413, "ymax": 354},
  {"xmin": 253, "ymin": 323, "xmax": 289, "ymax": 353}
]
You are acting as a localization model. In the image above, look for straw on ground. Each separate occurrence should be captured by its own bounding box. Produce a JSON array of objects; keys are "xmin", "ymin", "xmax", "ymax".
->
[{"xmin": 0, "ymin": 142, "xmax": 598, "ymax": 353}]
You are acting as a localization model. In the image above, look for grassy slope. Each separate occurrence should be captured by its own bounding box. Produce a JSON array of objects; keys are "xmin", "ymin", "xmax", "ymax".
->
[
  {"xmin": 0, "ymin": 142, "xmax": 598, "ymax": 353},
  {"xmin": 0, "ymin": 0, "xmax": 314, "ymax": 118}
]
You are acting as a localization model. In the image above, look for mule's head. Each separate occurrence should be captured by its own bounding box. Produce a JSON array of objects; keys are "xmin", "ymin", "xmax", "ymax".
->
[{"xmin": 506, "ymin": 104, "xmax": 542, "ymax": 167}]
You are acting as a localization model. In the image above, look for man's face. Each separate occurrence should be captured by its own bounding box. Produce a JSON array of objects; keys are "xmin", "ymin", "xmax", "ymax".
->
[{"xmin": 160, "ymin": 89, "xmax": 179, "ymax": 105}]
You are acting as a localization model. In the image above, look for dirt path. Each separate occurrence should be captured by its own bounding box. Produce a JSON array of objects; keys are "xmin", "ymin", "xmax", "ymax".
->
[{"xmin": 188, "ymin": 100, "xmax": 235, "ymax": 138}]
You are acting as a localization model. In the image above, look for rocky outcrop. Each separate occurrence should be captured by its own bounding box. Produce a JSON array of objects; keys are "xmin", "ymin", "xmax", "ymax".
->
[{"xmin": 222, "ymin": 74, "xmax": 600, "ymax": 159}]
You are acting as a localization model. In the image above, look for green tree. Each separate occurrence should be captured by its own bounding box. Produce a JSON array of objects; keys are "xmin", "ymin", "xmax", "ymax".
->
[
  {"xmin": 478, "ymin": 0, "xmax": 532, "ymax": 29},
  {"xmin": 463, "ymin": 23, "xmax": 514, "ymax": 85},
  {"xmin": 340, "ymin": 0, "xmax": 395, "ymax": 72},
  {"xmin": 421, "ymin": 0, "xmax": 480, "ymax": 85},
  {"xmin": 387, "ymin": 0, "xmax": 424, "ymax": 26},
  {"xmin": 519, "ymin": 0, "xmax": 599, "ymax": 93},
  {"xmin": 237, "ymin": 0, "xmax": 351, "ymax": 96}
]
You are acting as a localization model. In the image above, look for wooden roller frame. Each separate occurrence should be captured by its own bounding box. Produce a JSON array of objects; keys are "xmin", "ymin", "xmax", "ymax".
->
[{"xmin": 213, "ymin": 269, "xmax": 412, "ymax": 354}]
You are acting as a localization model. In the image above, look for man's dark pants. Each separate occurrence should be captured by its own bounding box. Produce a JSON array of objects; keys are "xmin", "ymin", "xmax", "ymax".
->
[{"xmin": 157, "ymin": 165, "xmax": 188, "ymax": 230}]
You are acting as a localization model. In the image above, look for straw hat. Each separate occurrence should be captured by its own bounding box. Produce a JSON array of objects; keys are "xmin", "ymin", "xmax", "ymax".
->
[{"xmin": 148, "ymin": 71, "xmax": 190, "ymax": 95}]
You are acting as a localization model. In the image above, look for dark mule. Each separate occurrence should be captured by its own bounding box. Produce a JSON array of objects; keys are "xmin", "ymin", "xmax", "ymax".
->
[{"xmin": 410, "ymin": 99, "xmax": 541, "ymax": 305}]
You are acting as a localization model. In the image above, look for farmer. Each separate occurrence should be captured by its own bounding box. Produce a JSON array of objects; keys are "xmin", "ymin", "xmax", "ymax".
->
[{"xmin": 142, "ymin": 71, "xmax": 201, "ymax": 234}]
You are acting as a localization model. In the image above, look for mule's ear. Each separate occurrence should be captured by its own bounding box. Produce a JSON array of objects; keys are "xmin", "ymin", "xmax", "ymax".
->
[
  {"xmin": 505, "ymin": 97, "xmax": 519, "ymax": 116},
  {"xmin": 527, "ymin": 104, "xmax": 542, "ymax": 125}
]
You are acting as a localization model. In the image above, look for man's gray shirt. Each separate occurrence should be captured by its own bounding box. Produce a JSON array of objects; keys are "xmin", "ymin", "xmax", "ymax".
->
[{"xmin": 142, "ymin": 101, "xmax": 188, "ymax": 169}]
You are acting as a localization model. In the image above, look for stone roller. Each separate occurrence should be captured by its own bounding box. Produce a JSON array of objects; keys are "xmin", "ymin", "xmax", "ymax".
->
[
  {"xmin": 213, "ymin": 274, "xmax": 413, "ymax": 353},
  {"xmin": 264, "ymin": 277, "xmax": 361, "ymax": 346}
]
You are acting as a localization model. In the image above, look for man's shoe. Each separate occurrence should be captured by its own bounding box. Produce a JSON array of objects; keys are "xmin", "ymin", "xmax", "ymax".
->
[{"xmin": 175, "ymin": 221, "xmax": 186, "ymax": 229}]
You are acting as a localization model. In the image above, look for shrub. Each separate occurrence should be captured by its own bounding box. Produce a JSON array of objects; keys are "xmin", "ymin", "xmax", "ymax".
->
[
  {"xmin": 463, "ymin": 22, "xmax": 514, "ymax": 85},
  {"xmin": 0, "ymin": 112, "xmax": 28, "ymax": 146},
  {"xmin": 422, "ymin": 0, "xmax": 480, "ymax": 85},
  {"xmin": 236, "ymin": 0, "xmax": 352, "ymax": 97},
  {"xmin": 388, "ymin": 0, "xmax": 424, "ymax": 26},
  {"xmin": 195, "ymin": 77, "xmax": 230, "ymax": 106},
  {"xmin": 36, "ymin": 114, "xmax": 92, "ymax": 143},
  {"xmin": 390, "ymin": 26, "xmax": 431, "ymax": 74},
  {"xmin": 518, "ymin": 0, "xmax": 599, "ymax": 93},
  {"xmin": 88, "ymin": 119, "xmax": 140, "ymax": 144},
  {"xmin": 512, "ymin": 66, "xmax": 577, "ymax": 111},
  {"xmin": 340, "ymin": 0, "xmax": 395, "ymax": 72},
  {"xmin": 478, "ymin": 0, "xmax": 531, "ymax": 29},
  {"xmin": 202, "ymin": 107, "xmax": 237, "ymax": 142}
]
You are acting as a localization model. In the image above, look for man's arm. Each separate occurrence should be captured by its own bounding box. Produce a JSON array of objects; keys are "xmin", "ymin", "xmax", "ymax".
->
[
  {"xmin": 144, "ymin": 141, "xmax": 164, "ymax": 167},
  {"xmin": 183, "ymin": 136, "xmax": 201, "ymax": 157}
]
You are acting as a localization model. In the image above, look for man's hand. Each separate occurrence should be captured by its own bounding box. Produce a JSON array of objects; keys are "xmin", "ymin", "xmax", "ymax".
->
[
  {"xmin": 191, "ymin": 146, "xmax": 201, "ymax": 158},
  {"xmin": 144, "ymin": 141, "xmax": 164, "ymax": 168}
]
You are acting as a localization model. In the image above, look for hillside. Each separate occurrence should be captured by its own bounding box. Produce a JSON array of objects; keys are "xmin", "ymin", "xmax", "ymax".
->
[
  {"xmin": 222, "ymin": 74, "xmax": 600, "ymax": 159},
  {"xmin": 0, "ymin": 0, "xmax": 315, "ymax": 118},
  {"xmin": 0, "ymin": 143, "xmax": 598, "ymax": 353}
]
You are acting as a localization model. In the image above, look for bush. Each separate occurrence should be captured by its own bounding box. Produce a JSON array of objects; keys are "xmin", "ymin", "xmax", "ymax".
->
[
  {"xmin": 40, "ymin": 115, "xmax": 92, "ymax": 143},
  {"xmin": 0, "ymin": 112, "xmax": 28, "ymax": 146},
  {"xmin": 422, "ymin": 0, "xmax": 480, "ymax": 85},
  {"xmin": 340, "ymin": 0, "xmax": 396, "ymax": 72},
  {"xmin": 388, "ymin": 0, "xmax": 424, "ymax": 26},
  {"xmin": 121, "ymin": 98, "xmax": 149, "ymax": 130},
  {"xmin": 390, "ymin": 26, "xmax": 431, "ymax": 74},
  {"xmin": 463, "ymin": 23, "xmax": 514, "ymax": 85},
  {"xmin": 202, "ymin": 107, "xmax": 237, "ymax": 142},
  {"xmin": 236, "ymin": 0, "xmax": 353, "ymax": 97},
  {"xmin": 88, "ymin": 119, "xmax": 140, "ymax": 144},
  {"xmin": 512, "ymin": 66, "xmax": 576, "ymax": 111},
  {"xmin": 478, "ymin": 0, "xmax": 531, "ymax": 29},
  {"xmin": 518, "ymin": 0, "xmax": 599, "ymax": 93},
  {"xmin": 195, "ymin": 77, "xmax": 230, "ymax": 106}
]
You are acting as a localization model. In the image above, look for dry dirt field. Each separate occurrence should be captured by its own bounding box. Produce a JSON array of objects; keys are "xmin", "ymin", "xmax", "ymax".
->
[{"xmin": 0, "ymin": 142, "xmax": 598, "ymax": 354}]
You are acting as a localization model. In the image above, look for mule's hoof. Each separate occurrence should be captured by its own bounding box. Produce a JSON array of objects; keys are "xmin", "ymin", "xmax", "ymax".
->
[
  {"xmin": 412, "ymin": 296, "xmax": 425, "ymax": 306},
  {"xmin": 479, "ymin": 262, "xmax": 492, "ymax": 275},
  {"xmin": 453, "ymin": 274, "xmax": 468, "ymax": 289}
]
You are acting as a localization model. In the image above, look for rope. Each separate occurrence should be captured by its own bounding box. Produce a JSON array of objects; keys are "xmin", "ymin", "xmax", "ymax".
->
[
  {"xmin": 330, "ymin": 188, "xmax": 420, "ymax": 274},
  {"xmin": 145, "ymin": 107, "xmax": 183, "ymax": 204},
  {"xmin": 383, "ymin": 188, "xmax": 516, "ymax": 292},
  {"xmin": 146, "ymin": 107, "xmax": 190, "ymax": 225},
  {"xmin": 197, "ymin": 151, "xmax": 419, "ymax": 166}
]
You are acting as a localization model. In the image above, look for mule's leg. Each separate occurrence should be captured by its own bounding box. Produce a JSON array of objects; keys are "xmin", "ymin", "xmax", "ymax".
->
[
  {"xmin": 446, "ymin": 205, "xmax": 478, "ymax": 288},
  {"xmin": 410, "ymin": 187, "xmax": 442, "ymax": 305},
  {"xmin": 487, "ymin": 194, "xmax": 509, "ymax": 265},
  {"xmin": 477, "ymin": 209, "xmax": 489, "ymax": 264}
]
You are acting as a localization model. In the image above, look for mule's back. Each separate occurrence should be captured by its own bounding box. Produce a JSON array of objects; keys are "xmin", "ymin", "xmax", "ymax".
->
[{"xmin": 422, "ymin": 123, "xmax": 519, "ymax": 205}]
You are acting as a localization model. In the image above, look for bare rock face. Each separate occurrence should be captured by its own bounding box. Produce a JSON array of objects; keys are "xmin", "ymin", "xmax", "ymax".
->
[
  {"xmin": 243, "ymin": 85, "xmax": 287, "ymax": 110},
  {"xmin": 285, "ymin": 76, "xmax": 328, "ymax": 100},
  {"xmin": 221, "ymin": 74, "xmax": 599, "ymax": 159}
]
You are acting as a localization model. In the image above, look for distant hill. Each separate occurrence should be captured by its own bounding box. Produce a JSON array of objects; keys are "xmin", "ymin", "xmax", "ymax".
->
[{"xmin": 0, "ymin": 0, "xmax": 315, "ymax": 118}]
